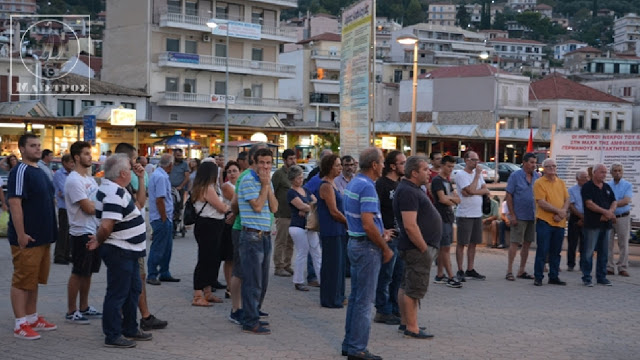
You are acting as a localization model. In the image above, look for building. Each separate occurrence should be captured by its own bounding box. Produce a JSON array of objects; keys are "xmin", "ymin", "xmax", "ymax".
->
[
  {"xmin": 563, "ymin": 46, "xmax": 603, "ymax": 74},
  {"xmin": 581, "ymin": 77, "xmax": 640, "ymax": 130},
  {"xmin": 584, "ymin": 56, "xmax": 640, "ymax": 75},
  {"xmin": 613, "ymin": 13, "xmax": 640, "ymax": 54},
  {"xmin": 489, "ymin": 37, "xmax": 547, "ymax": 73},
  {"xmin": 282, "ymin": 13, "xmax": 339, "ymax": 53},
  {"xmin": 507, "ymin": 0, "xmax": 537, "ymax": 12},
  {"xmin": 0, "ymin": 0, "xmax": 36, "ymax": 19},
  {"xmin": 375, "ymin": 17, "xmax": 402, "ymax": 61},
  {"xmin": 428, "ymin": 3, "xmax": 457, "ymax": 27},
  {"xmin": 534, "ymin": 3, "xmax": 553, "ymax": 18},
  {"xmin": 529, "ymin": 74, "xmax": 632, "ymax": 132},
  {"xmin": 480, "ymin": 29, "xmax": 508, "ymax": 41},
  {"xmin": 553, "ymin": 40, "xmax": 587, "ymax": 60}
]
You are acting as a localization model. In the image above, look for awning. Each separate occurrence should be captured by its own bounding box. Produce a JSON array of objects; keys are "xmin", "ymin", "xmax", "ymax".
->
[
  {"xmin": 315, "ymin": 59, "xmax": 341, "ymax": 70},
  {"xmin": 312, "ymin": 82, "xmax": 340, "ymax": 94}
]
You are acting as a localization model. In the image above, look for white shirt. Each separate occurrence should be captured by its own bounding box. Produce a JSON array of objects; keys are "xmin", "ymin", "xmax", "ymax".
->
[
  {"xmin": 194, "ymin": 185, "xmax": 226, "ymax": 220},
  {"xmin": 501, "ymin": 200, "xmax": 509, "ymax": 216},
  {"xmin": 64, "ymin": 171, "xmax": 100, "ymax": 236},
  {"xmin": 455, "ymin": 169, "xmax": 485, "ymax": 218}
]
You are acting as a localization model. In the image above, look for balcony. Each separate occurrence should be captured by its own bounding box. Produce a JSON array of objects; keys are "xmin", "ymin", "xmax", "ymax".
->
[
  {"xmin": 158, "ymin": 12, "xmax": 297, "ymax": 43},
  {"xmin": 158, "ymin": 52, "xmax": 296, "ymax": 78},
  {"xmin": 158, "ymin": 92, "xmax": 298, "ymax": 114},
  {"xmin": 309, "ymin": 93, "xmax": 340, "ymax": 107}
]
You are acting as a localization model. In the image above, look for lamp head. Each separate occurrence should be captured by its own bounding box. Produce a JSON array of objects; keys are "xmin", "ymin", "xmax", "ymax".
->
[
  {"xmin": 206, "ymin": 18, "xmax": 218, "ymax": 29},
  {"xmin": 397, "ymin": 34, "xmax": 418, "ymax": 45}
]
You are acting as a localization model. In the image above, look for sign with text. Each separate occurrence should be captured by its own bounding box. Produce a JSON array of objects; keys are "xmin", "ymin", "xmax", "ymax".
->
[
  {"xmin": 110, "ymin": 108, "xmax": 136, "ymax": 126},
  {"xmin": 83, "ymin": 115, "xmax": 96, "ymax": 146},
  {"xmin": 211, "ymin": 21, "xmax": 261, "ymax": 40},
  {"xmin": 552, "ymin": 131, "xmax": 640, "ymax": 222},
  {"xmin": 168, "ymin": 52, "xmax": 199, "ymax": 64},
  {"xmin": 211, "ymin": 94, "xmax": 236, "ymax": 105}
]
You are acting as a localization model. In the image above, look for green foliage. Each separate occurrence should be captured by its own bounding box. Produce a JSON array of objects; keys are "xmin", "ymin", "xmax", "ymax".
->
[
  {"xmin": 37, "ymin": 0, "xmax": 104, "ymax": 17},
  {"xmin": 404, "ymin": 0, "xmax": 426, "ymax": 26},
  {"xmin": 456, "ymin": 1, "xmax": 471, "ymax": 29}
]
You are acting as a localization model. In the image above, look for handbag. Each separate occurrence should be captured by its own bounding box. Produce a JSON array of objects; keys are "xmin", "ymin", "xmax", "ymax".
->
[
  {"xmin": 183, "ymin": 193, "xmax": 207, "ymax": 226},
  {"xmin": 306, "ymin": 202, "xmax": 319, "ymax": 232},
  {"xmin": 482, "ymin": 194, "xmax": 492, "ymax": 215}
]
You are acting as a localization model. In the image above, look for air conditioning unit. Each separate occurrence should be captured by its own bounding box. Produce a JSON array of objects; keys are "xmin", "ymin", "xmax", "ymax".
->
[{"xmin": 202, "ymin": 34, "xmax": 211, "ymax": 42}]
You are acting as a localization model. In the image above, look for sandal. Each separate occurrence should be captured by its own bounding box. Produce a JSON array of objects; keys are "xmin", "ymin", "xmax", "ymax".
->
[
  {"xmin": 505, "ymin": 273, "xmax": 515, "ymax": 281},
  {"xmin": 204, "ymin": 292, "xmax": 224, "ymax": 303},
  {"xmin": 295, "ymin": 283, "xmax": 309, "ymax": 292},
  {"xmin": 192, "ymin": 295, "xmax": 213, "ymax": 307},
  {"xmin": 517, "ymin": 272, "xmax": 534, "ymax": 280}
]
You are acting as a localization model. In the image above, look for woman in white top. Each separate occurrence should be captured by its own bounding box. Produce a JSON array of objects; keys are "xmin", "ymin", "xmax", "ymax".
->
[
  {"xmin": 191, "ymin": 162, "xmax": 230, "ymax": 307},
  {"xmin": 219, "ymin": 161, "xmax": 240, "ymax": 299}
]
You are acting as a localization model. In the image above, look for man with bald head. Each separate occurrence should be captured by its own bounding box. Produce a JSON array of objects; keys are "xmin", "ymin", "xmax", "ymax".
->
[
  {"xmin": 581, "ymin": 163, "xmax": 616, "ymax": 287},
  {"xmin": 567, "ymin": 170, "xmax": 588, "ymax": 271}
]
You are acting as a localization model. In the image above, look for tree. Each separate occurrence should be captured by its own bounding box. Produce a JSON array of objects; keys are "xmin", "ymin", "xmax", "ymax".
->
[
  {"xmin": 404, "ymin": 0, "xmax": 426, "ymax": 26},
  {"xmin": 480, "ymin": 0, "xmax": 491, "ymax": 30},
  {"xmin": 456, "ymin": 1, "xmax": 471, "ymax": 29}
]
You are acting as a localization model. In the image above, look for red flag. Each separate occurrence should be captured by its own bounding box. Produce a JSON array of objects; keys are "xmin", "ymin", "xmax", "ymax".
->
[{"xmin": 526, "ymin": 128, "xmax": 534, "ymax": 153}]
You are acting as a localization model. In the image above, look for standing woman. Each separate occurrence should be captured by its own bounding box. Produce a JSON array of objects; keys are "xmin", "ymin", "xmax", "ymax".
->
[
  {"xmin": 191, "ymin": 161, "xmax": 230, "ymax": 306},
  {"xmin": 188, "ymin": 158, "xmax": 201, "ymax": 192},
  {"xmin": 317, "ymin": 154, "xmax": 348, "ymax": 308},
  {"xmin": 220, "ymin": 161, "xmax": 240, "ymax": 299},
  {"xmin": 288, "ymin": 165, "xmax": 322, "ymax": 291}
]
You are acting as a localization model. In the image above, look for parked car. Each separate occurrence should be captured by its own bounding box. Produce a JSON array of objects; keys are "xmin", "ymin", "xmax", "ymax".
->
[
  {"xmin": 451, "ymin": 163, "xmax": 495, "ymax": 183},
  {"xmin": 484, "ymin": 162, "xmax": 520, "ymax": 182}
]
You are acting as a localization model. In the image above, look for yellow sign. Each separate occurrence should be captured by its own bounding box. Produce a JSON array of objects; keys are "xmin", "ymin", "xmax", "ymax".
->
[
  {"xmin": 381, "ymin": 136, "xmax": 397, "ymax": 150},
  {"xmin": 110, "ymin": 109, "xmax": 137, "ymax": 126}
]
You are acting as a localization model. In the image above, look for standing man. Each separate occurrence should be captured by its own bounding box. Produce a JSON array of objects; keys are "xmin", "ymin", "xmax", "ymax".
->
[
  {"xmin": 272, "ymin": 148, "xmax": 296, "ymax": 277},
  {"xmin": 147, "ymin": 154, "xmax": 179, "ymax": 285},
  {"xmin": 237, "ymin": 148, "xmax": 278, "ymax": 334},
  {"xmin": 431, "ymin": 155, "xmax": 462, "ymax": 288},
  {"xmin": 607, "ymin": 163, "xmax": 632, "ymax": 277},
  {"xmin": 567, "ymin": 170, "xmax": 588, "ymax": 271},
  {"xmin": 64, "ymin": 141, "xmax": 102, "ymax": 324},
  {"xmin": 87, "ymin": 154, "xmax": 152, "ymax": 348},
  {"xmin": 53, "ymin": 154, "xmax": 74, "ymax": 264},
  {"xmin": 426, "ymin": 152, "xmax": 442, "ymax": 201},
  {"xmin": 504, "ymin": 153, "xmax": 539, "ymax": 281},
  {"xmin": 374, "ymin": 150, "xmax": 405, "ymax": 325},
  {"xmin": 453, "ymin": 151, "xmax": 489, "ymax": 282},
  {"xmin": 581, "ymin": 164, "xmax": 616, "ymax": 287},
  {"xmin": 38, "ymin": 149, "xmax": 54, "ymax": 182},
  {"xmin": 532, "ymin": 159, "xmax": 569, "ymax": 286},
  {"xmin": 8, "ymin": 134, "xmax": 58, "ymax": 340},
  {"xmin": 237, "ymin": 151, "xmax": 249, "ymax": 172},
  {"xmin": 169, "ymin": 148, "xmax": 189, "ymax": 235},
  {"xmin": 335, "ymin": 155, "xmax": 356, "ymax": 194},
  {"xmin": 342, "ymin": 147, "xmax": 394, "ymax": 360},
  {"xmin": 394, "ymin": 156, "xmax": 441, "ymax": 340}
]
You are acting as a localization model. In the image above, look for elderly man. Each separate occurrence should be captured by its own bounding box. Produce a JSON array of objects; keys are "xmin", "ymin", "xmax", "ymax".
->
[
  {"xmin": 581, "ymin": 164, "xmax": 617, "ymax": 287},
  {"xmin": 335, "ymin": 155, "xmax": 356, "ymax": 194},
  {"xmin": 341, "ymin": 147, "xmax": 394, "ymax": 360},
  {"xmin": 272, "ymin": 148, "xmax": 296, "ymax": 277},
  {"xmin": 504, "ymin": 153, "xmax": 539, "ymax": 281},
  {"xmin": 607, "ymin": 163, "xmax": 632, "ymax": 277},
  {"xmin": 87, "ymin": 154, "xmax": 151, "ymax": 347},
  {"xmin": 146, "ymin": 154, "xmax": 178, "ymax": 285},
  {"xmin": 567, "ymin": 170, "xmax": 589, "ymax": 271},
  {"xmin": 532, "ymin": 158, "xmax": 569, "ymax": 286}
]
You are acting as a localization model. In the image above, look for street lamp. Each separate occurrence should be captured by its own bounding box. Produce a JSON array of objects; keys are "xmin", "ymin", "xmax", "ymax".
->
[
  {"xmin": 207, "ymin": 18, "xmax": 230, "ymax": 163},
  {"xmin": 397, "ymin": 34, "xmax": 419, "ymax": 155},
  {"xmin": 479, "ymin": 51, "xmax": 489, "ymax": 63},
  {"xmin": 495, "ymin": 119, "xmax": 505, "ymax": 182}
]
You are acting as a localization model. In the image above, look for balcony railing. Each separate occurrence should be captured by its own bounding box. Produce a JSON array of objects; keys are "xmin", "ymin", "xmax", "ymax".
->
[
  {"xmin": 311, "ymin": 49, "xmax": 341, "ymax": 58},
  {"xmin": 158, "ymin": 52, "xmax": 295, "ymax": 77},
  {"xmin": 160, "ymin": 92, "xmax": 298, "ymax": 110}
]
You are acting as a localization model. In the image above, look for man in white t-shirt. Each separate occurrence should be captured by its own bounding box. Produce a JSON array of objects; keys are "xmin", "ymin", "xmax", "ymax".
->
[
  {"xmin": 64, "ymin": 141, "xmax": 102, "ymax": 324},
  {"xmin": 453, "ymin": 151, "xmax": 490, "ymax": 282}
]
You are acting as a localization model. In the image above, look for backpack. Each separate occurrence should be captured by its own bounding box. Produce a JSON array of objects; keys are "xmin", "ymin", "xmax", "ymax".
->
[{"xmin": 183, "ymin": 193, "xmax": 207, "ymax": 226}]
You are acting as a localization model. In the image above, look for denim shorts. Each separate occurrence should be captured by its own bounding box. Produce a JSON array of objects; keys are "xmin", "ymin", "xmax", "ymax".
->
[{"xmin": 440, "ymin": 222, "xmax": 453, "ymax": 247}]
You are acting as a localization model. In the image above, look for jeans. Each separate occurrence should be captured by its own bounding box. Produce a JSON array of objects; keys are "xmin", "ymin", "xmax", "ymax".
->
[
  {"xmin": 99, "ymin": 244, "xmax": 141, "ymax": 342},
  {"xmin": 374, "ymin": 237, "xmax": 397, "ymax": 315},
  {"xmin": 534, "ymin": 220, "xmax": 564, "ymax": 281},
  {"xmin": 499, "ymin": 221, "xmax": 510, "ymax": 247},
  {"xmin": 147, "ymin": 219, "xmax": 174, "ymax": 280},
  {"xmin": 567, "ymin": 215, "xmax": 583, "ymax": 269},
  {"xmin": 582, "ymin": 227, "xmax": 610, "ymax": 283},
  {"xmin": 320, "ymin": 235, "xmax": 346, "ymax": 308},
  {"xmin": 239, "ymin": 230, "xmax": 271, "ymax": 328},
  {"xmin": 307, "ymin": 231, "xmax": 320, "ymax": 282},
  {"xmin": 342, "ymin": 238, "xmax": 382, "ymax": 355},
  {"xmin": 289, "ymin": 227, "xmax": 322, "ymax": 285}
]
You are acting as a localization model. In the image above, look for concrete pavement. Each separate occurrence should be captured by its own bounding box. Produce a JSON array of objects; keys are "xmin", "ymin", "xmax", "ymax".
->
[{"xmin": 1, "ymin": 230, "xmax": 639, "ymax": 360}]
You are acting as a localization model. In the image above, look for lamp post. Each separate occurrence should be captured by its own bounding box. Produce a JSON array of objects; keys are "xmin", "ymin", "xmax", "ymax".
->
[
  {"xmin": 494, "ymin": 119, "xmax": 505, "ymax": 182},
  {"xmin": 397, "ymin": 34, "xmax": 419, "ymax": 155},
  {"xmin": 207, "ymin": 18, "xmax": 230, "ymax": 162}
]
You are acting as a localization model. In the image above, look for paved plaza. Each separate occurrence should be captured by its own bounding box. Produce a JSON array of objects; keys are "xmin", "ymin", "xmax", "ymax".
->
[{"xmin": 1, "ymin": 229, "xmax": 639, "ymax": 360}]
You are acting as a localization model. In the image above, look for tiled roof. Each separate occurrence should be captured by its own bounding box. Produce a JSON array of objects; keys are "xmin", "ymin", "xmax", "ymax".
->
[
  {"xmin": 52, "ymin": 73, "xmax": 148, "ymax": 97},
  {"xmin": 419, "ymin": 64, "xmax": 508, "ymax": 79},
  {"xmin": 297, "ymin": 32, "xmax": 341, "ymax": 44},
  {"xmin": 490, "ymin": 38, "xmax": 546, "ymax": 45},
  {"xmin": 78, "ymin": 55, "xmax": 102, "ymax": 76},
  {"xmin": 557, "ymin": 40, "xmax": 585, "ymax": 45},
  {"xmin": 529, "ymin": 74, "xmax": 629, "ymax": 103},
  {"xmin": 565, "ymin": 46, "xmax": 601, "ymax": 55}
]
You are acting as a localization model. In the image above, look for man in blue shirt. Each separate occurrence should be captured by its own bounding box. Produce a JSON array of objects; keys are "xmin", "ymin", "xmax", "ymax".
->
[
  {"xmin": 567, "ymin": 170, "xmax": 588, "ymax": 271},
  {"xmin": 147, "ymin": 154, "xmax": 177, "ymax": 285},
  {"xmin": 53, "ymin": 154, "xmax": 74, "ymax": 264},
  {"xmin": 505, "ymin": 152, "xmax": 539, "ymax": 282},
  {"xmin": 607, "ymin": 163, "xmax": 633, "ymax": 277},
  {"xmin": 342, "ymin": 147, "xmax": 393, "ymax": 360}
]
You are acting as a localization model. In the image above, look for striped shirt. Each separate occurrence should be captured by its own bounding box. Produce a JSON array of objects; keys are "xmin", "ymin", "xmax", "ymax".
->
[
  {"xmin": 238, "ymin": 169, "xmax": 272, "ymax": 231},
  {"xmin": 344, "ymin": 173, "xmax": 384, "ymax": 238},
  {"xmin": 96, "ymin": 178, "xmax": 146, "ymax": 256}
]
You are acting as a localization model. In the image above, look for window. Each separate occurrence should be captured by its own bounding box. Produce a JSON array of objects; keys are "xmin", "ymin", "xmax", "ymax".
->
[
  {"xmin": 252, "ymin": 8, "xmax": 264, "ymax": 24},
  {"xmin": 185, "ymin": 40, "xmax": 197, "ymax": 54},
  {"xmin": 394, "ymin": 70, "xmax": 402, "ymax": 83},
  {"xmin": 578, "ymin": 114, "xmax": 584, "ymax": 128},
  {"xmin": 541, "ymin": 110, "xmax": 550, "ymax": 128},
  {"xmin": 81, "ymin": 100, "xmax": 94, "ymax": 109},
  {"xmin": 167, "ymin": 0, "xmax": 180, "ymax": 13},
  {"xmin": 215, "ymin": 43, "xmax": 227, "ymax": 57},
  {"xmin": 616, "ymin": 120, "xmax": 624, "ymax": 132},
  {"xmin": 604, "ymin": 113, "xmax": 611, "ymax": 130},
  {"xmin": 166, "ymin": 38, "xmax": 180, "ymax": 52},
  {"xmin": 565, "ymin": 117, "xmax": 573, "ymax": 129},
  {"xmin": 623, "ymin": 87, "xmax": 632, "ymax": 96},
  {"xmin": 121, "ymin": 102, "xmax": 136, "ymax": 109},
  {"xmin": 251, "ymin": 84, "xmax": 262, "ymax": 98},
  {"xmin": 216, "ymin": 2, "xmax": 227, "ymax": 19},
  {"xmin": 101, "ymin": 101, "xmax": 114, "ymax": 106},
  {"xmin": 57, "ymin": 99, "xmax": 74, "ymax": 116},
  {"xmin": 215, "ymin": 81, "xmax": 226, "ymax": 95},
  {"xmin": 591, "ymin": 118, "xmax": 598, "ymax": 130},
  {"xmin": 184, "ymin": 78, "xmax": 196, "ymax": 93},
  {"xmin": 388, "ymin": 98, "xmax": 392, "ymax": 106},
  {"xmin": 613, "ymin": 63, "xmax": 620, "ymax": 73},
  {"xmin": 252, "ymin": 48, "xmax": 263, "ymax": 61},
  {"xmin": 185, "ymin": 1, "xmax": 197, "ymax": 16},
  {"xmin": 165, "ymin": 77, "xmax": 179, "ymax": 92}
]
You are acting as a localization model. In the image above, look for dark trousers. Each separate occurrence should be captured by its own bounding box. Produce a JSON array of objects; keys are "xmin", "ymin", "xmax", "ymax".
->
[
  {"xmin": 54, "ymin": 208, "xmax": 71, "ymax": 262},
  {"xmin": 320, "ymin": 235, "xmax": 346, "ymax": 308},
  {"xmin": 193, "ymin": 217, "xmax": 225, "ymax": 290},
  {"xmin": 567, "ymin": 215, "xmax": 583, "ymax": 269}
]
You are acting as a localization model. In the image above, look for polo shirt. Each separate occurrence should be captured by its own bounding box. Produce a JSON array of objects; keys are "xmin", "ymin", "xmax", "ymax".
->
[
  {"xmin": 568, "ymin": 184, "xmax": 584, "ymax": 215},
  {"xmin": 344, "ymin": 173, "xmax": 383, "ymax": 238},
  {"xmin": 607, "ymin": 179, "xmax": 632, "ymax": 216},
  {"xmin": 238, "ymin": 169, "xmax": 272, "ymax": 231},
  {"xmin": 505, "ymin": 169, "xmax": 539, "ymax": 221},
  {"xmin": 148, "ymin": 167, "xmax": 173, "ymax": 222},
  {"xmin": 582, "ymin": 180, "xmax": 616, "ymax": 230},
  {"xmin": 533, "ymin": 176, "xmax": 569, "ymax": 227},
  {"xmin": 393, "ymin": 178, "xmax": 442, "ymax": 250},
  {"xmin": 232, "ymin": 169, "xmax": 251, "ymax": 231}
]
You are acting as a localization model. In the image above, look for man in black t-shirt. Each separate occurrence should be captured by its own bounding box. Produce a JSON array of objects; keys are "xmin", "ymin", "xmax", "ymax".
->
[
  {"xmin": 581, "ymin": 163, "xmax": 617, "ymax": 287},
  {"xmin": 431, "ymin": 156, "xmax": 462, "ymax": 288}
]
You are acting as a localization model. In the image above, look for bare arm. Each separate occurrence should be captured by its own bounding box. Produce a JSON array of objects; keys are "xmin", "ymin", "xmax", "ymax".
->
[
  {"xmin": 8, "ymin": 197, "xmax": 34, "ymax": 248},
  {"xmin": 204, "ymin": 186, "xmax": 230, "ymax": 214},
  {"xmin": 617, "ymin": 196, "xmax": 631, "ymax": 207},
  {"xmin": 290, "ymin": 196, "xmax": 311, "ymax": 212},
  {"xmin": 585, "ymin": 199, "xmax": 616, "ymax": 219},
  {"xmin": 436, "ymin": 189, "xmax": 457, "ymax": 207},
  {"xmin": 221, "ymin": 182, "xmax": 234, "ymax": 202},
  {"xmin": 0, "ymin": 189, "xmax": 7, "ymax": 211},
  {"xmin": 87, "ymin": 218, "xmax": 116, "ymax": 250},
  {"xmin": 401, "ymin": 210, "xmax": 428, "ymax": 252},
  {"xmin": 319, "ymin": 183, "xmax": 346, "ymax": 224},
  {"xmin": 133, "ymin": 164, "xmax": 146, "ymax": 209},
  {"xmin": 77, "ymin": 198, "xmax": 96, "ymax": 215},
  {"xmin": 178, "ymin": 171, "xmax": 190, "ymax": 189}
]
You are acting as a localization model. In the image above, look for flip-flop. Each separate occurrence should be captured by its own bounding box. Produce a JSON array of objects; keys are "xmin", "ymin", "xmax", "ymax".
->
[
  {"xmin": 518, "ymin": 272, "xmax": 534, "ymax": 280},
  {"xmin": 505, "ymin": 273, "xmax": 515, "ymax": 281}
]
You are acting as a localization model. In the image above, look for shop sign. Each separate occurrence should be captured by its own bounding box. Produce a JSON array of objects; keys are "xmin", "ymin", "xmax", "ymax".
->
[
  {"xmin": 381, "ymin": 136, "xmax": 397, "ymax": 150},
  {"xmin": 211, "ymin": 94, "xmax": 236, "ymax": 104},
  {"xmin": 110, "ymin": 109, "xmax": 137, "ymax": 126},
  {"xmin": 83, "ymin": 115, "xmax": 96, "ymax": 145}
]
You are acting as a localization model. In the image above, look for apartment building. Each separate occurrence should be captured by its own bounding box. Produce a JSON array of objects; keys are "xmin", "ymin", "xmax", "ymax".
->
[
  {"xmin": 613, "ymin": 13, "xmax": 640, "ymax": 54},
  {"xmin": 375, "ymin": 17, "xmax": 402, "ymax": 60},
  {"xmin": 507, "ymin": 0, "xmax": 537, "ymax": 11},
  {"xmin": 582, "ymin": 77, "xmax": 640, "ymax": 130},
  {"xmin": 0, "ymin": 0, "xmax": 36, "ymax": 18},
  {"xmin": 428, "ymin": 3, "xmax": 456, "ymax": 27},
  {"xmin": 563, "ymin": 46, "xmax": 603, "ymax": 73},
  {"xmin": 553, "ymin": 40, "xmax": 588, "ymax": 60},
  {"xmin": 489, "ymin": 37, "xmax": 546, "ymax": 71}
]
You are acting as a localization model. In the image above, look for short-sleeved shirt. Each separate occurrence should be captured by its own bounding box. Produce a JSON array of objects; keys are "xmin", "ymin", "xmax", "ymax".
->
[
  {"xmin": 37, "ymin": 160, "xmax": 54, "ymax": 182},
  {"xmin": 130, "ymin": 170, "xmax": 149, "ymax": 193},
  {"xmin": 344, "ymin": 173, "xmax": 383, "ymax": 238},
  {"xmin": 272, "ymin": 166, "xmax": 292, "ymax": 218},
  {"xmin": 607, "ymin": 179, "xmax": 632, "ymax": 215},
  {"xmin": 95, "ymin": 179, "xmax": 146, "ymax": 256},
  {"xmin": 287, "ymin": 188, "xmax": 311, "ymax": 229},
  {"xmin": 169, "ymin": 160, "xmax": 189, "ymax": 188},
  {"xmin": 53, "ymin": 167, "xmax": 69, "ymax": 209},
  {"xmin": 533, "ymin": 176, "xmax": 569, "ymax": 227},
  {"xmin": 582, "ymin": 180, "xmax": 616, "ymax": 230},
  {"xmin": 64, "ymin": 171, "xmax": 99, "ymax": 236},
  {"xmin": 505, "ymin": 169, "xmax": 539, "ymax": 221},
  {"xmin": 334, "ymin": 173, "xmax": 352, "ymax": 195},
  {"xmin": 483, "ymin": 199, "xmax": 499, "ymax": 220},
  {"xmin": 454, "ymin": 169, "xmax": 485, "ymax": 218},
  {"xmin": 304, "ymin": 173, "xmax": 322, "ymax": 198},
  {"xmin": 238, "ymin": 169, "xmax": 272, "ymax": 231},
  {"xmin": 501, "ymin": 201, "xmax": 509, "ymax": 217},
  {"xmin": 568, "ymin": 184, "xmax": 584, "ymax": 215},
  {"xmin": 232, "ymin": 169, "xmax": 251, "ymax": 231},
  {"xmin": 7, "ymin": 163, "xmax": 58, "ymax": 247},
  {"xmin": 394, "ymin": 178, "xmax": 442, "ymax": 251},
  {"xmin": 431, "ymin": 175, "xmax": 455, "ymax": 224},
  {"xmin": 375, "ymin": 175, "xmax": 399, "ymax": 230},
  {"xmin": 148, "ymin": 167, "xmax": 173, "ymax": 222}
]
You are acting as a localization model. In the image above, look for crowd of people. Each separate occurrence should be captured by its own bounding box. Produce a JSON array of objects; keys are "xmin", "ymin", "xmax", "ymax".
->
[{"xmin": 2, "ymin": 134, "xmax": 634, "ymax": 360}]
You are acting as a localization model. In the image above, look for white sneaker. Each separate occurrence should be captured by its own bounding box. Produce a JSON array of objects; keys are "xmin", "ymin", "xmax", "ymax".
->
[
  {"xmin": 81, "ymin": 305, "xmax": 103, "ymax": 318},
  {"xmin": 65, "ymin": 310, "xmax": 90, "ymax": 325}
]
